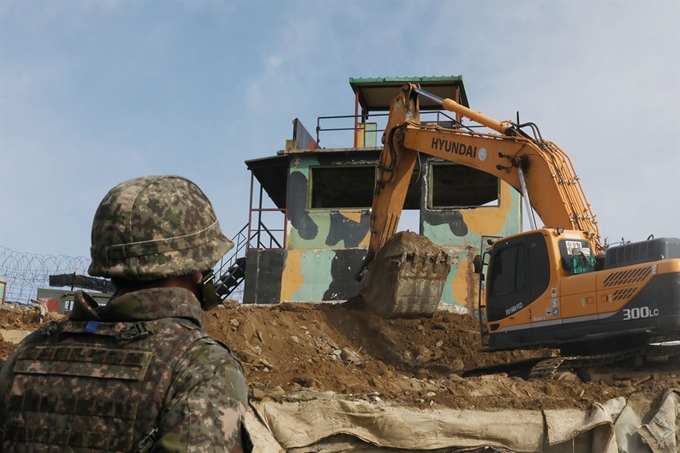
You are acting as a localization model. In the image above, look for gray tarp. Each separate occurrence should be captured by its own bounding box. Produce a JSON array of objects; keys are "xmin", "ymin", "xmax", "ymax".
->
[{"xmin": 246, "ymin": 389, "xmax": 678, "ymax": 453}]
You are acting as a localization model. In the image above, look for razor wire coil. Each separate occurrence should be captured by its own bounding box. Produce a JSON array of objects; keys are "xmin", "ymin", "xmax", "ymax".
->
[
  {"xmin": 0, "ymin": 246, "xmax": 244, "ymax": 304},
  {"xmin": 0, "ymin": 246, "xmax": 91, "ymax": 304}
]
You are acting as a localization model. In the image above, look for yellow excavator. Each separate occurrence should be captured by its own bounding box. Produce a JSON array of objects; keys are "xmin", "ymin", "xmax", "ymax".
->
[{"xmin": 360, "ymin": 83, "xmax": 680, "ymax": 373}]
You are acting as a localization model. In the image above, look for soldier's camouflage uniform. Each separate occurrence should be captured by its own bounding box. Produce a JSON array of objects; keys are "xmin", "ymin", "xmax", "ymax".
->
[
  {"xmin": 0, "ymin": 288, "xmax": 249, "ymax": 452},
  {"xmin": 0, "ymin": 175, "xmax": 249, "ymax": 452}
]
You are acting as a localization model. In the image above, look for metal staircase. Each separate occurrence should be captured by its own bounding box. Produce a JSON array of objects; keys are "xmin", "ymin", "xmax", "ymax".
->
[
  {"xmin": 213, "ymin": 224, "xmax": 249, "ymax": 301},
  {"xmin": 215, "ymin": 257, "xmax": 247, "ymax": 299},
  {"xmin": 213, "ymin": 171, "xmax": 287, "ymax": 301},
  {"xmin": 213, "ymin": 216, "xmax": 285, "ymax": 301}
]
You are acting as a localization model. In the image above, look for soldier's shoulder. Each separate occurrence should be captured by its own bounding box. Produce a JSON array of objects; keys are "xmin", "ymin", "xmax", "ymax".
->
[
  {"xmin": 0, "ymin": 327, "xmax": 52, "ymax": 381},
  {"xmin": 186, "ymin": 335, "xmax": 244, "ymax": 370},
  {"xmin": 180, "ymin": 336, "xmax": 248, "ymax": 405}
]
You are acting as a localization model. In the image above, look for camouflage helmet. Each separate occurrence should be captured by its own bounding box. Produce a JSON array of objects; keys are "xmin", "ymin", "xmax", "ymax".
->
[{"xmin": 88, "ymin": 175, "xmax": 233, "ymax": 280}]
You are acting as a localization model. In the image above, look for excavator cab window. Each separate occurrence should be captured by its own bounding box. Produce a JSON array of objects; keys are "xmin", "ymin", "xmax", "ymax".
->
[
  {"xmin": 558, "ymin": 239, "xmax": 596, "ymax": 275},
  {"xmin": 489, "ymin": 243, "xmax": 525, "ymax": 296},
  {"xmin": 486, "ymin": 232, "xmax": 550, "ymax": 322}
]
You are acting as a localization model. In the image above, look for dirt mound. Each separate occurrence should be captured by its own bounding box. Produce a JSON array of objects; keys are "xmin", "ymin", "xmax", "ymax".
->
[
  {"xmin": 0, "ymin": 305, "xmax": 45, "ymax": 329},
  {"xmin": 2, "ymin": 302, "xmax": 678, "ymax": 412},
  {"xmin": 205, "ymin": 301, "xmax": 679, "ymax": 410},
  {"xmin": 0, "ymin": 338, "xmax": 15, "ymax": 360},
  {"xmin": 373, "ymin": 230, "xmax": 444, "ymax": 256},
  {"xmin": 0, "ymin": 305, "xmax": 41, "ymax": 360}
]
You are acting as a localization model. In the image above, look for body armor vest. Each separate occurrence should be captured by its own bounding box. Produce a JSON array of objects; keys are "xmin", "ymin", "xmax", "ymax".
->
[{"xmin": 2, "ymin": 317, "xmax": 212, "ymax": 453}]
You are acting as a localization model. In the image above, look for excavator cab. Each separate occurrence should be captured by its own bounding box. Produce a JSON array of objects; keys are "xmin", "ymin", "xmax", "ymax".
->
[{"xmin": 483, "ymin": 231, "xmax": 551, "ymax": 324}]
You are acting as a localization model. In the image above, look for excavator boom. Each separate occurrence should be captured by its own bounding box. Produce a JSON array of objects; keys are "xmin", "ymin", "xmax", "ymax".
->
[
  {"xmin": 368, "ymin": 83, "xmax": 602, "ymax": 258},
  {"xmin": 359, "ymin": 84, "xmax": 680, "ymax": 361}
]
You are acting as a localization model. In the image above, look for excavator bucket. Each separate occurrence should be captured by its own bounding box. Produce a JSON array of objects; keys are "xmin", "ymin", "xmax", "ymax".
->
[{"xmin": 358, "ymin": 232, "xmax": 451, "ymax": 318}]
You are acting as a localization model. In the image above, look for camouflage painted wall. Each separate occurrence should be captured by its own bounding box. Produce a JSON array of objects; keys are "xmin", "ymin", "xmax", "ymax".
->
[
  {"xmin": 421, "ymin": 169, "xmax": 521, "ymax": 311},
  {"xmin": 282, "ymin": 153, "xmax": 372, "ymax": 302},
  {"xmin": 278, "ymin": 151, "xmax": 521, "ymax": 310}
]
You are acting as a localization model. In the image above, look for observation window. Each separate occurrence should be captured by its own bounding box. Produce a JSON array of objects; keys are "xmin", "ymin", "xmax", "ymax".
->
[
  {"xmin": 430, "ymin": 163, "xmax": 499, "ymax": 208},
  {"xmin": 310, "ymin": 166, "xmax": 376, "ymax": 209}
]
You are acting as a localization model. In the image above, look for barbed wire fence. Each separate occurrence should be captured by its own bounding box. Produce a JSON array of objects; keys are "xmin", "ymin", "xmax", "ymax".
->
[
  {"xmin": 0, "ymin": 246, "xmax": 92, "ymax": 304},
  {"xmin": 0, "ymin": 246, "xmax": 245, "ymax": 304}
]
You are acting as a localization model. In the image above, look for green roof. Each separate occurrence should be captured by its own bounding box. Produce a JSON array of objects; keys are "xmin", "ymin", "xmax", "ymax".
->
[{"xmin": 349, "ymin": 76, "xmax": 469, "ymax": 111}]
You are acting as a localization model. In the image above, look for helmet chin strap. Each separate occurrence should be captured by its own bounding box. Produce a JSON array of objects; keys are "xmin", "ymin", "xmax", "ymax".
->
[{"xmin": 199, "ymin": 270, "xmax": 222, "ymax": 311}]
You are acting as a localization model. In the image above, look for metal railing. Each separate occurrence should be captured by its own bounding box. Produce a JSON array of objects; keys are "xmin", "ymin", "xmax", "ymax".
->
[
  {"xmin": 214, "ymin": 224, "xmax": 248, "ymax": 277},
  {"xmin": 315, "ymin": 110, "xmax": 462, "ymax": 148},
  {"xmin": 247, "ymin": 208, "xmax": 286, "ymax": 250},
  {"xmin": 213, "ymin": 211, "xmax": 286, "ymax": 301},
  {"xmin": 212, "ymin": 215, "xmax": 286, "ymax": 278}
]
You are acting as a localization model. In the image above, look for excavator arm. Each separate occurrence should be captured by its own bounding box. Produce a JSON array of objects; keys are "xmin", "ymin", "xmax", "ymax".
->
[
  {"xmin": 369, "ymin": 83, "xmax": 603, "ymax": 258},
  {"xmin": 361, "ymin": 84, "xmax": 680, "ymax": 366},
  {"xmin": 359, "ymin": 83, "xmax": 603, "ymax": 319}
]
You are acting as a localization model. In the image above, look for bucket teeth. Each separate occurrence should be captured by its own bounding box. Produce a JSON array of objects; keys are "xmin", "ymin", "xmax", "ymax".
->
[
  {"xmin": 362, "ymin": 252, "xmax": 452, "ymax": 318},
  {"xmin": 359, "ymin": 232, "xmax": 452, "ymax": 318}
]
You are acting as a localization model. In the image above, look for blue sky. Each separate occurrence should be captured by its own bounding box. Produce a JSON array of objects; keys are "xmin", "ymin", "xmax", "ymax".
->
[{"xmin": 1, "ymin": 0, "xmax": 678, "ymax": 258}]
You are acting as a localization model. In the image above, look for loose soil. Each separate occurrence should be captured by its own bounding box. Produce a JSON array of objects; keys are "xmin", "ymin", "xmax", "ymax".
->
[{"xmin": 2, "ymin": 302, "xmax": 678, "ymax": 412}]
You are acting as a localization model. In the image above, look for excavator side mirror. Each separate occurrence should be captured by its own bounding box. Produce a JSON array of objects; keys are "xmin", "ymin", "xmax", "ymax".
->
[{"xmin": 473, "ymin": 255, "xmax": 483, "ymax": 274}]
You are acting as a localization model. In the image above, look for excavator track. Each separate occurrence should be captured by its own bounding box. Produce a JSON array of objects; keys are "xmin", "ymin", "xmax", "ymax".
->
[
  {"xmin": 528, "ymin": 343, "xmax": 680, "ymax": 380},
  {"xmin": 458, "ymin": 343, "xmax": 680, "ymax": 381}
]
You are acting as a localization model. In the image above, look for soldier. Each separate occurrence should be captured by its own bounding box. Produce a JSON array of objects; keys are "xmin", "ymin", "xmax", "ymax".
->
[{"xmin": 0, "ymin": 175, "xmax": 251, "ymax": 452}]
